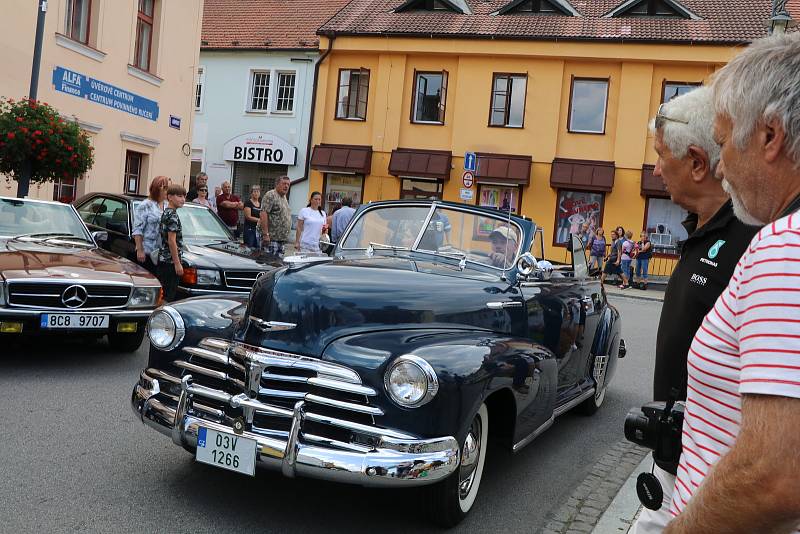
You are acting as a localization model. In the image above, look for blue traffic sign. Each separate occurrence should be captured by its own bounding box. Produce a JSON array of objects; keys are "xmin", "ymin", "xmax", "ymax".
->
[{"xmin": 464, "ymin": 152, "xmax": 477, "ymax": 172}]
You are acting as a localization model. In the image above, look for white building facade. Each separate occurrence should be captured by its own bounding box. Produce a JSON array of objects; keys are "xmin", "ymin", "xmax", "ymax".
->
[{"xmin": 191, "ymin": 50, "xmax": 320, "ymax": 215}]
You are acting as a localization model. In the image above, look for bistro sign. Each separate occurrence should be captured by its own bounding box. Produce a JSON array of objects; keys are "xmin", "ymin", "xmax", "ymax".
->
[{"xmin": 222, "ymin": 133, "xmax": 297, "ymax": 165}]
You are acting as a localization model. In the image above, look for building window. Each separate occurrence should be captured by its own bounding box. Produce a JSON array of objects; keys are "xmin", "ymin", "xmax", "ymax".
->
[
  {"xmin": 478, "ymin": 184, "xmax": 521, "ymax": 214},
  {"xmin": 489, "ymin": 74, "xmax": 527, "ymax": 128},
  {"xmin": 275, "ymin": 72, "xmax": 296, "ymax": 112},
  {"xmin": 644, "ymin": 197, "xmax": 688, "ymax": 255},
  {"xmin": 194, "ymin": 66, "xmax": 205, "ymax": 111},
  {"xmin": 412, "ymin": 71, "xmax": 448, "ymax": 124},
  {"xmin": 568, "ymin": 78, "xmax": 609, "ymax": 134},
  {"xmin": 554, "ymin": 190, "xmax": 604, "ymax": 246},
  {"xmin": 248, "ymin": 71, "xmax": 270, "ymax": 112},
  {"xmin": 615, "ymin": 0, "xmax": 689, "ymax": 18},
  {"xmin": 53, "ymin": 177, "xmax": 78, "ymax": 204},
  {"xmin": 134, "ymin": 0, "xmax": 155, "ymax": 72},
  {"xmin": 400, "ymin": 178, "xmax": 443, "ymax": 200},
  {"xmin": 336, "ymin": 69, "xmax": 370, "ymax": 120},
  {"xmin": 65, "ymin": 0, "xmax": 91, "ymax": 44},
  {"xmin": 124, "ymin": 150, "xmax": 143, "ymax": 194},
  {"xmin": 324, "ymin": 174, "xmax": 364, "ymax": 215},
  {"xmin": 662, "ymin": 82, "xmax": 700, "ymax": 103}
]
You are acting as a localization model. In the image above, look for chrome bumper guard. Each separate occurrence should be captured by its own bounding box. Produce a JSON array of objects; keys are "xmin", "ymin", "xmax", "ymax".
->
[{"xmin": 131, "ymin": 370, "xmax": 459, "ymax": 487}]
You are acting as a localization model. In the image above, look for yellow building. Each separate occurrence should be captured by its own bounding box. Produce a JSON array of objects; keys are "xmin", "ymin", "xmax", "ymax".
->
[
  {"xmin": 308, "ymin": 0, "xmax": 789, "ymax": 274},
  {"xmin": 0, "ymin": 0, "xmax": 203, "ymax": 201}
]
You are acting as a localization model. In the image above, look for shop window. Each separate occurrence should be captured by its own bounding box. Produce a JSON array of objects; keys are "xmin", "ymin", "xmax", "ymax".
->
[
  {"xmin": 554, "ymin": 189, "xmax": 604, "ymax": 246},
  {"xmin": 401, "ymin": 178, "xmax": 443, "ymax": 200},
  {"xmin": 134, "ymin": 0, "xmax": 155, "ymax": 72},
  {"xmin": 644, "ymin": 197, "xmax": 688, "ymax": 255},
  {"xmin": 412, "ymin": 71, "xmax": 448, "ymax": 124},
  {"xmin": 336, "ymin": 69, "xmax": 370, "ymax": 120},
  {"xmin": 275, "ymin": 72, "xmax": 296, "ymax": 112},
  {"xmin": 324, "ymin": 174, "xmax": 364, "ymax": 215},
  {"xmin": 478, "ymin": 184, "xmax": 520, "ymax": 213},
  {"xmin": 53, "ymin": 177, "xmax": 78, "ymax": 204},
  {"xmin": 65, "ymin": 0, "xmax": 91, "ymax": 44},
  {"xmin": 124, "ymin": 150, "xmax": 144, "ymax": 194},
  {"xmin": 489, "ymin": 74, "xmax": 527, "ymax": 128},
  {"xmin": 568, "ymin": 78, "xmax": 609, "ymax": 134},
  {"xmin": 662, "ymin": 82, "xmax": 700, "ymax": 103},
  {"xmin": 249, "ymin": 71, "xmax": 271, "ymax": 112},
  {"xmin": 194, "ymin": 66, "xmax": 205, "ymax": 111}
]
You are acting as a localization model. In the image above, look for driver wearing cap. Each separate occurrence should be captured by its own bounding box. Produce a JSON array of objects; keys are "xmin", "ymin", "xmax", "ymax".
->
[{"xmin": 489, "ymin": 227, "xmax": 518, "ymax": 268}]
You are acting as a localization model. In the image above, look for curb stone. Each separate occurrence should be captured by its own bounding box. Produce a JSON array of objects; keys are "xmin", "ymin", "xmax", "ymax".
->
[
  {"xmin": 540, "ymin": 442, "xmax": 649, "ymax": 534},
  {"xmin": 592, "ymin": 454, "xmax": 651, "ymax": 533}
]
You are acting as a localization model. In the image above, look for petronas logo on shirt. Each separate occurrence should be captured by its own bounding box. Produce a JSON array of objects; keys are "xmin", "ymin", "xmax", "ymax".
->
[{"xmin": 708, "ymin": 240, "xmax": 726, "ymax": 260}]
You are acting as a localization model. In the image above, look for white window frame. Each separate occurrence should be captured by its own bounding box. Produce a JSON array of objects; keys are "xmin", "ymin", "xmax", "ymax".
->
[
  {"xmin": 247, "ymin": 69, "xmax": 271, "ymax": 113},
  {"xmin": 194, "ymin": 66, "xmax": 205, "ymax": 112},
  {"xmin": 274, "ymin": 71, "xmax": 297, "ymax": 114},
  {"xmin": 244, "ymin": 68, "xmax": 298, "ymax": 115},
  {"xmin": 568, "ymin": 78, "xmax": 609, "ymax": 135}
]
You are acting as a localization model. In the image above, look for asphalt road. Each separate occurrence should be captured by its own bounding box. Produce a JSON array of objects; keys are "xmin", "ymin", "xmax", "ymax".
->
[{"xmin": 0, "ymin": 296, "xmax": 659, "ymax": 534}]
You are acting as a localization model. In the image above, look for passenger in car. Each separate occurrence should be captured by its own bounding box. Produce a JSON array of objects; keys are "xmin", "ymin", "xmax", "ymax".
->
[{"xmin": 488, "ymin": 227, "xmax": 517, "ymax": 268}]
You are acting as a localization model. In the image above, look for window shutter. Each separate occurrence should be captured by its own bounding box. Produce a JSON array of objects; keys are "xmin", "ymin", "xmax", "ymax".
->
[{"xmin": 438, "ymin": 70, "xmax": 449, "ymax": 123}]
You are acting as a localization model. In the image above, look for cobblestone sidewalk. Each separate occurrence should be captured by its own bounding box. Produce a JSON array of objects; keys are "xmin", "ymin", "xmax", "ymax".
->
[{"xmin": 540, "ymin": 441, "xmax": 649, "ymax": 534}]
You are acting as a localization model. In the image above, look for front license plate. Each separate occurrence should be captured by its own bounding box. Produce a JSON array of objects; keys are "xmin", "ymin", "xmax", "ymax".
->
[
  {"xmin": 40, "ymin": 314, "xmax": 109, "ymax": 329},
  {"xmin": 195, "ymin": 427, "xmax": 257, "ymax": 476}
]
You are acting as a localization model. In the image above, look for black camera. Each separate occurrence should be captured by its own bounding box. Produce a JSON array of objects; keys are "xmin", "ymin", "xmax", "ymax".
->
[{"xmin": 624, "ymin": 397, "xmax": 685, "ymax": 473}]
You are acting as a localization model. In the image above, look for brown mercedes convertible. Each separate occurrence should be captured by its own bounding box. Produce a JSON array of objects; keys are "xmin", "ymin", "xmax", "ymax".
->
[{"xmin": 0, "ymin": 196, "xmax": 161, "ymax": 352}]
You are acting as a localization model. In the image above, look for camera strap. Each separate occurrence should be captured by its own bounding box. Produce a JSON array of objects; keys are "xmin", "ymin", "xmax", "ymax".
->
[{"xmin": 636, "ymin": 464, "xmax": 664, "ymax": 510}]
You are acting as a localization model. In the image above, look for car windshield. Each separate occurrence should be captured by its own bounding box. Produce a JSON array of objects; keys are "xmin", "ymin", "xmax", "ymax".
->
[
  {"xmin": 340, "ymin": 204, "xmax": 523, "ymax": 270},
  {"xmin": 0, "ymin": 198, "xmax": 91, "ymax": 241},
  {"xmin": 132, "ymin": 202, "xmax": 233, "ymax": 241}
]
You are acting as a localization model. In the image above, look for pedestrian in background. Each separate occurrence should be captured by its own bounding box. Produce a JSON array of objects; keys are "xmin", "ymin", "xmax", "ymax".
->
[
  {"xmin": 260, "ymin": 176, "xmax": 292, "ymax": 258},
  {"xmin": 663, "ymin": 34, "xmax": 800, "ymax": 534},
  {"xmin": 633, "ymin": 231, "xmax": 652, "ymax": 289},
  {"xmin": 630, "ymin": 86, "xmax": 758, "ymax": 534},
  {"xmin": 600, "ymin": 229, "xmax": 622, "ymax": 285},
  {"xmin": 187, "ymin": 172, "xmax": 215, "ymax": 212},
  {"xmin": 132, "ymin": 175, "xmax": 169, "ymax": 272},
  {"xmin": 588, "ymin": 227, "xmax": 606, "ymax": 272},
  {"xmin": 157, "ymin": 184, "xmax": 187, "ymax": 302},
  {"xmin": 295, "ymin": 191, "xmax": 327, "ymax": 254},
  {"xmin": 191, "ymin": 184, "xmax": 215, "ymax": 212},
  {"xmin": 216, "ymin": 181, "xmax": 243, "ymax": 238},
  {"xmin": 243, "ymin": 184, "xmax": 262, "ymax": 248},
  {"xmin": 619, "ymin": 230, "xmax": 634, "ymax": 289},
  {"xmin": 330, "ymin": 197, "xmax": 356, "ymax": 243}
]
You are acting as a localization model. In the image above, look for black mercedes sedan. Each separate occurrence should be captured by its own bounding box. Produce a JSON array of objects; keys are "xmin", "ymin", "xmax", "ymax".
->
[{"xmin": 74, "ymin": 193, "xmax": 279, "ymax": 299}]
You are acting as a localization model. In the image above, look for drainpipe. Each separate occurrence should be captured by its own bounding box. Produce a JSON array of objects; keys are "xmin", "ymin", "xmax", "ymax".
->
[{"xmin": 296, "ymin": 33, "xmax": 336, "ymax": 191}]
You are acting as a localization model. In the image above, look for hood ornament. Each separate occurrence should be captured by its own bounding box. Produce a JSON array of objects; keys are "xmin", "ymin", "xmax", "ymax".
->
[{"xmin": 249, "ymin": 317, "xmax": 296, "ymax": 332}]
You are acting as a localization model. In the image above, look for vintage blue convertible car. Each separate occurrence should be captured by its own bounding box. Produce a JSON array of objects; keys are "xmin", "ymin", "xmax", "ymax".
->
[{"xmin": 131, "ymin": 200, "xmax": 624, "ymax": 526}]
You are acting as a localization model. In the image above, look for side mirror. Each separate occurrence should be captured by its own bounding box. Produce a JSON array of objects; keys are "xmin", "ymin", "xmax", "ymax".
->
[
  {"xmin": 91, "ymin": 230, "xmax": 108, "ymax": 244},
  {"xmin": 516, "ymin": 252, "xmax": 537, "ymax": 279}
]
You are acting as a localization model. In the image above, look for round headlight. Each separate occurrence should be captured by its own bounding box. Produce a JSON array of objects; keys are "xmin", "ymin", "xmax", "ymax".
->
[
  {"xmin": 384, "ymin": 355, "xmax": 439, "ymax": 408},
  {"xmin": 147, "ymin": 306, "xmax": 185, "ymax": 351}
]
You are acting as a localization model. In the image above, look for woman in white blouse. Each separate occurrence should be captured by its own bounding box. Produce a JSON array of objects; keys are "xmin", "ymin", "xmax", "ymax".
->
[
  {"xmin": 132, "ymin": 175, "xmax": 169, "ymax": 271},
  {"xmin": 295, "ymin": 191, "xmax": 327, "ymax": 254}
]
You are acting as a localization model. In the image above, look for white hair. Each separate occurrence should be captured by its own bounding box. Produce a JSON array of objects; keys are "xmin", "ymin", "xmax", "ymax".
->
[
  {"xmin": 649, "ymin": 86, "xmax": 720, "ymax": 170},
  {"xmin": 713, "ymin": 33, "xmax": 800, "ymax": 165}
]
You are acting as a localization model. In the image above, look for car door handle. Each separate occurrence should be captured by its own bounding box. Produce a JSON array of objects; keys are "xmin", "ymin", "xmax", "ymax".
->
[{"xmin": 486, "ymin": 301, "xmax": 523, "ymax": 310}]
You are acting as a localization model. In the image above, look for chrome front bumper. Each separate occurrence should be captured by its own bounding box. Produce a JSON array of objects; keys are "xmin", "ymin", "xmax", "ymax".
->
[{"xmin": 131, "ymin": 370, "xmax": 460, "ymax": 487}]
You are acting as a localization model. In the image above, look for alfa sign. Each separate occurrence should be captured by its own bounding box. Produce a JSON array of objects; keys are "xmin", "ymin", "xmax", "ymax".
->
[
  {"xmin": 222, "ymin": 133, "xmax": 297, "ymax": 165},
  {"xmin": 52, "ymin": 66, "xmax": 159, "ymax": 121}
]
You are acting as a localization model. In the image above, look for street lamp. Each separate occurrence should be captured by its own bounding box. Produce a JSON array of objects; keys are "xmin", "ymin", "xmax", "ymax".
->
[{"xmin": 768, "ymin": 0, "xmax": 796, "ymax": 35}]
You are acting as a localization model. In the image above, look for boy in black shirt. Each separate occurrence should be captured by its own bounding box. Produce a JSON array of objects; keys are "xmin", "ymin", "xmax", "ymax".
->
[{"xmin": 157, "ymin": 184, "xmax": 186, "ymax": 302}]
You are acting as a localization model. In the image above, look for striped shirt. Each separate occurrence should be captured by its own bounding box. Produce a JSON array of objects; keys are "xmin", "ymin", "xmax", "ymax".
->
[{"xmin": 670, "ymin": 211, "xmax": 800, "ymax": 529}]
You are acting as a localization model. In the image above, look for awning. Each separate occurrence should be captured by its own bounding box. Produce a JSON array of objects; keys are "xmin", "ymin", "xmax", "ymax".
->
[
  {"xmin": 550, "ymin": 158, "xmax": 615, "ymax": 192},
  {"xmin": 640, "ymin": 164, "xmax": 669, "ymax": 198},
  {"xmin": 388, "ymin": 148, "xmax": 452, "ymax": 180},
  {"xmin": 310, "ymin": 144, "xmax": 372, "ymax": 174},
  {"xmin": 475, "ymin": 153, "xmax": 532, "ymax": 186}
]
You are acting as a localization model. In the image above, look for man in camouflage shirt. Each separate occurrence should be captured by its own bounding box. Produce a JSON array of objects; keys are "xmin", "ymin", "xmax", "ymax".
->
[
  {"xmin": 157, "ymin": 184, "xmax": 186, "ymax": 301},
  {"xmin": 260, "ymin": 175, "xmax": 292, "ymax": 257}
]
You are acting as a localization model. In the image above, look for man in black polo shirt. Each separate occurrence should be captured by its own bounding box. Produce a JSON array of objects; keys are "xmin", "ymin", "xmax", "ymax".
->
[{"xmin": 632, "ymin": 87, "xmax": 759, "ymax": 534}]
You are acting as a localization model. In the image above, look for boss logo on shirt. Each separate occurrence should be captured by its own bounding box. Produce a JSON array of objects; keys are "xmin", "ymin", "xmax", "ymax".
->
[{"xmin": 690, "ymin": 273, "xmax": 708, "ymax": 286}]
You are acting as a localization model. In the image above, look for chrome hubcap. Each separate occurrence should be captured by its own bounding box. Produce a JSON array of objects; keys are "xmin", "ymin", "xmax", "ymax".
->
[{"xmin": 458, "ymin": 415, "xmax": 482, "ymax": 499}]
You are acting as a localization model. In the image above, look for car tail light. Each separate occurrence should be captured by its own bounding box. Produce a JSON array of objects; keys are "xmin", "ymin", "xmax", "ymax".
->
[{"xmin": 181, "ymin": 267, "xmax": 197, "ymax": 285}]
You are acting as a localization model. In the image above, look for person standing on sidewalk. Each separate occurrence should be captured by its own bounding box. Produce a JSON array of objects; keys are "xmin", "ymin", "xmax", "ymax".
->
[
  {"xmin": 663, "ymin": 34, "xmax": 800, "ymax": 534},
  {"xmin": 633, "ymin": 231, "xmax": 653, "ymax": 289},
  {"xmin": 260, "ymin": 176, "xmax": 292, "ymax": 258},
  {"xmin": 295, "ymin": 191, "xmax": 327, "ymax": 254},
  {"xmin": 216, "ymin": 181, "xmax": 243, "ymax": 239},
  {"xmin": 631, "ymin": 86, "xmax": 758, "ymax": 534},
  {"xmin": 330, "ymin": 197, "xmax": 356, "ymax": 244},
  {"xmin": 588, "ymin": 227, "xmax": 607, "ymax": 273},
  {"xmin": 242, "ymin": 184, "xmax": 262, "ymax": 249},
  {"xmin": 157, "ymin": 184, "xmax": 187, "ymax": 302}
]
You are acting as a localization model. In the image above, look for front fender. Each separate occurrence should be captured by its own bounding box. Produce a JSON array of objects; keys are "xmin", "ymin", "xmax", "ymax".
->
[
  {"xmin": 322, "ymin": 328, "xmax": 555, "ymax": 444},
  {"xmin": 147, "ymin": 295, "xmax": 248, "ymax": 368},
  {"xmin": 589, "ymin": 303, "xmax": 622, "ymax": 387}
]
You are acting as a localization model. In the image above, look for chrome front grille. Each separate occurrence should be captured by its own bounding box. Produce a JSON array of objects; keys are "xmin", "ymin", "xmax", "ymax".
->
[
  {"xmin": 7, "ymin": 281, "xmax": 131, "ymax": 309},
  {"xmin": 160, "ymin": 339, "xmax": 404, "ymax": 451},
  {"xmin": 223, "ymin": 270, "xmax": 264, "ymax": 290}
]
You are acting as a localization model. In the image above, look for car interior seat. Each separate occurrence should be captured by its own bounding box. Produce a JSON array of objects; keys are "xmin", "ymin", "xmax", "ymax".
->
[{"xmin": 107, "ymin": 207, "xmax": 129, "ymax": 234}]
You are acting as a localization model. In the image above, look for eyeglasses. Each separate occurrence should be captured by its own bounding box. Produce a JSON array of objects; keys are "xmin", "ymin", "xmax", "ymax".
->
[
  {"xmin": 655, "ymin": 103, "xmax": 690, "ymax": 125},
  {"xmin": 198, "ymin": 188, "xmax": 208, "ymax": 193}
]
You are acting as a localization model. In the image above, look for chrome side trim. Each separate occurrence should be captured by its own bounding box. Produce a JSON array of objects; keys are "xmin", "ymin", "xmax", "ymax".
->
[
  {"xmin": 307, "ymin": 376, "xmax": 377, "ymax": 396},
  {"xmin": 232, "ymin": 343, "xmax": 363, "ymax": 384},
  {"xmin": 303, "ymin": 412, "xmax": 415, "ymax": 441},
  {"xmin": 249, "ymin": 317, "xmax": 297, "ymax": 332},
  {"xmin": 305, "ymin": 393, "xmax": 384, "ymax": 416},
  {"xmin": 512, "ymin": 415, "xmax": 554, "ymax": 452},
  {"xmin": 553, "ymin": 388, "xmax": 596, "ymax": 418},
  {"xmin": 486, "ymin": 301, "xmax": 523, "ymax": 309},
  {"xmin": 174, "ymin": 360, "xmax": 227, "ymax": 381},
  {"xmin": 182, "ymin": 346, "xmax": 229, "ymax": 366}
]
